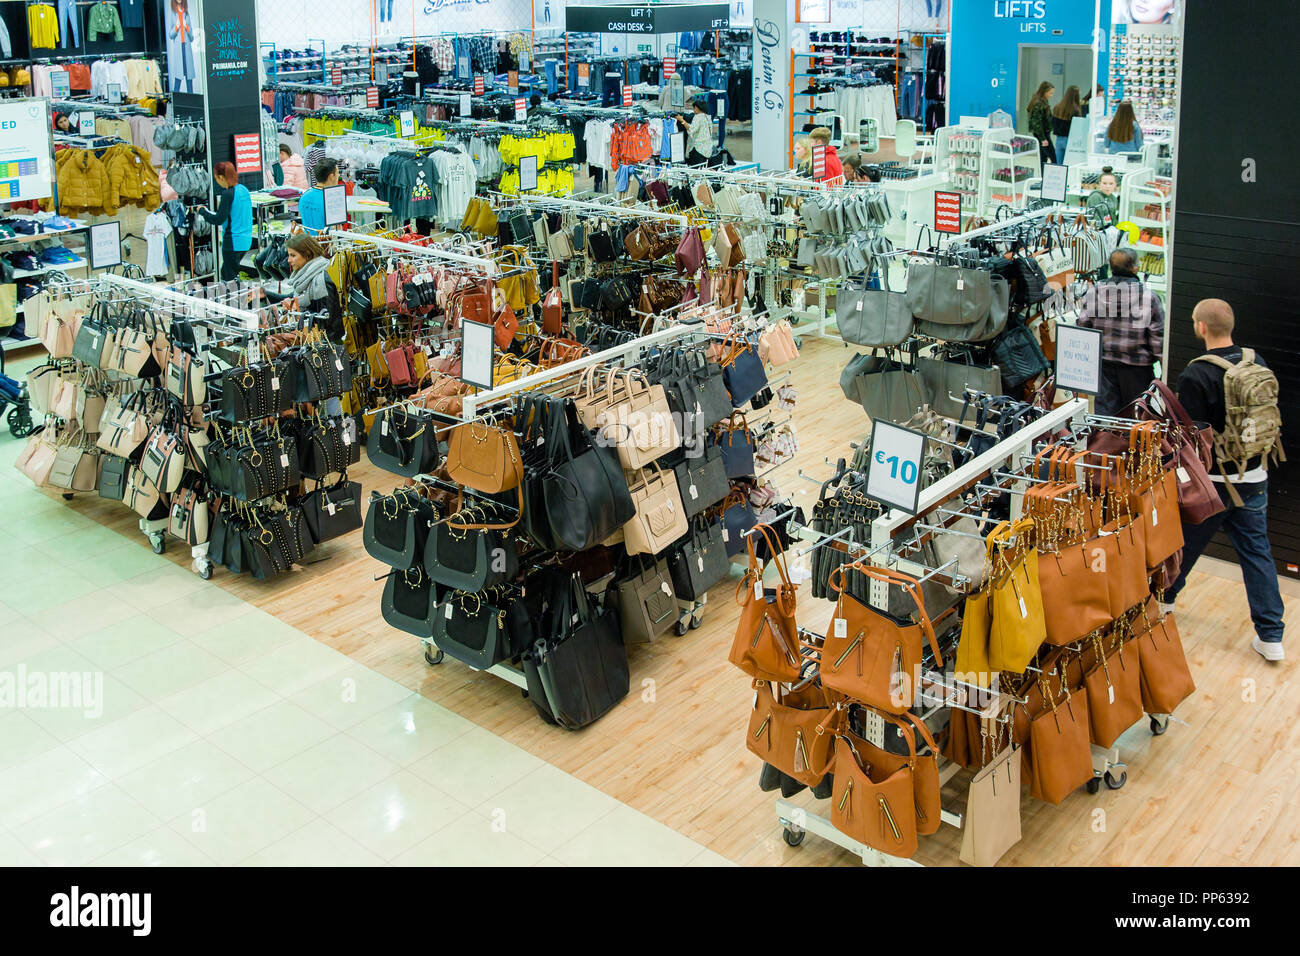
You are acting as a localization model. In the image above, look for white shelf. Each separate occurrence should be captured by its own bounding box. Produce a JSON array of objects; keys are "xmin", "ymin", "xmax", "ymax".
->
[
  {"xmin": 1134, "ymin": 242, "xmax": 1165, "ymax": 253},
  {"xmin": 1130, "ymin": 216, "xmax": 1166, "ymax": 228},
  {"xmin": 12, "ymin": 257, "xmax": 86, "ymax": 279},
  {"xmin": 1, "ymin": 334, "xmax": 39, "ymax": 352}
]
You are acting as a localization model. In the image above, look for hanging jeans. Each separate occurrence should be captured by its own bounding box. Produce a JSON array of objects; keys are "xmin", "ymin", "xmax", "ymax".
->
[
  {"xmin": 706, "ymin": 91, "xmax": 728, "ymax": 147},
  {"xmin": 58, "ymin": 0, "xmax": 79, "ymax": 48},
  {"xmin": 544, "ymin": 59, "xmax": 559, "ymax": 96},
  {"xmin": 601, "ymin": 72, "xmax": 621, "ymax": 107},
  {"xmin": 376, "ymin": 0, "xmax": 393, "ymax": 22},
  {"xmin": 1167, "ymin": 481, "xmax": 1285, "ymax": 645}
]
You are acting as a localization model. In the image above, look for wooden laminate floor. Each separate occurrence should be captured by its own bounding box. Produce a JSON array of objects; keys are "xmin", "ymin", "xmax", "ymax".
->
[{"xmin": 40, "ymin": 335, "xmax": 1300, "ymax": 866}]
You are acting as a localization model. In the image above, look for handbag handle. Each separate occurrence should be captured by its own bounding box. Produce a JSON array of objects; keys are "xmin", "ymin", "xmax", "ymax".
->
[{"xmin": 738, "ymin": 522, "xmax": 796, "ymax": 615}]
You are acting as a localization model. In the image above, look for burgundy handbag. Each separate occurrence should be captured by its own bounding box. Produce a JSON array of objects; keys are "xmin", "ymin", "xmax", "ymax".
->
[{"xmin": 675, "ymin": 227, "xmax": 705, "ymax": 276}]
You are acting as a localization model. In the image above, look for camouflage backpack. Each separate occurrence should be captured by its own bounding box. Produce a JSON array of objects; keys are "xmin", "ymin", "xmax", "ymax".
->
[{"xmin": 1189, "ymin": 348, "xmax": 1286, "ymax": 503}]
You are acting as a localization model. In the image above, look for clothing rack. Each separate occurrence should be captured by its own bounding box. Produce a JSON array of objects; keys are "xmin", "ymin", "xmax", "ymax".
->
[{"xmin": 323, "ymin": 228, "xmax": 502, "ymax": 275}]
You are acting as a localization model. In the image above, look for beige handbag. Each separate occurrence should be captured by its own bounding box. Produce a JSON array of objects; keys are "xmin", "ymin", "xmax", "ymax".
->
[
  {"xmin": 38, "ymin": 297, "xmax": 81, "ymax": 358},
  {"xmin": 140, "ymin": 425, "xmax": 187, "ymax": 494},
  {"xmin": 959, "ymin": 739, "xmax": 1022, "ymax": 866},
  {"xmin": 622, "ymin": 463, "xmax": 688, "ymax": 555},
  {"xmin": 168, "ymin": 485, "xmax": 210, "ymax": 545},
  {"xmin": 25, "ymin": 364, "xmax": 62, "ymax": 416},
  {"xmin": 166, "ymin": 345, "xmax": 208, "ymax": 406},
  {"xmin": 14, "ymin": 429, "xmax": 59, "ymax": 486},
  {"xmin": 48, "ymin": 438, "xmax": 100, "ymax": 492},
  {"xmin": 122, "ymin": 465, "xmax": 166, "ymax": 519},
  {"xmin": 576, "ymin": 369, "xmax": 680, "ymax": 470},
  {"xmin": 96, "ymin": 391, "xmax": 154, "ymax": 458},
  {"xmin": 50, "ymin": 375, "xmax": 78, "ymax": 421}
]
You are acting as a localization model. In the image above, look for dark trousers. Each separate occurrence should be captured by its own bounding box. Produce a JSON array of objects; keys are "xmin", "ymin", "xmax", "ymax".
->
[
  {"xmin": 220, "ymin": 237, "xmax": 244, "ymax": 281},
  {"xmin": 1039, "ymin": 140, "xmax": 1057, "ymax": 164},
  {"xmin": 1167, "ymin": 481, "xmax": 1285, "ymax": 644},
  {"xmin": 1095, "ymin": 361, "xmax": 1154, "ymax": 416}
]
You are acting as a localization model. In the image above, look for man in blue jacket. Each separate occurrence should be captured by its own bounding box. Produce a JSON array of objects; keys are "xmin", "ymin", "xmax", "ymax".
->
[{"xmin": 298, "ymin": 157, "xmax": 340, "ymax": 236}]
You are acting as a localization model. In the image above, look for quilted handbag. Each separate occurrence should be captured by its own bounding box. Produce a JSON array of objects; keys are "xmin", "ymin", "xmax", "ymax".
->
[
  {"xmin": 621, "ymin": 463, "xmax": 688, "ymax": 555},
  {"xmin": 612, "ymin": 556, "xmax": 679, "ymax": 644}
]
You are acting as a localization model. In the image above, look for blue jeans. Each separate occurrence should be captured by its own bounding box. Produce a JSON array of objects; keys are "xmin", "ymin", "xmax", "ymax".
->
[
  {"xmin": 58, "ymin": 0, "xmax": 80, "ymax": 48},
  {"xmin": 377, "ymin": 0, "xmax": 393, "ymax": 22},
  {"xmin": 1167, "ymin": 481, "xmax": 1285, "ymax": 644},
  {"xmin": 1055, "ymin": 135, "xmax": 1069, "ymax": 160}
]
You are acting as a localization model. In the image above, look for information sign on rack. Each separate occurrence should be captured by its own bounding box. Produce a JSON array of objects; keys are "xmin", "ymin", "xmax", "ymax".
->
[
  {"xmin": 508, "ymin": 70, "xmax": 519, "ymax": 93},
  {"xmin": 811, "ymin": 144, "xmax": 826, "ymax": 179},
  {"xmin": 578, "ymin": 63, "xmax": 591, "ymax": 87},
  {"xmin": 78, "ymin": 112, "xmax": 95, "ymax": 136},
  {"xmin": 106, "ymin": 83, "xmax": 122, "ymax": 104},
  {"xmin": 866, "ymin": 420, "xmax": 927, "ymax": 515},
  {"xmin": 518, "ymin": 50, "xmax": 530, "ymax": 73},
  {"xmin": 366, "ymin": 86, "xmax": 379, "ymax": 108},
  {"xmin": 1040, "ymin": 162, "xmax": 1069, "ymax": 203},
  {"xmin": 322, "ymin": 184, "xmax": 348, "ymax": 226},
  {"xmin": 88, "ymin": 221, "xmax": 122, "ymax": 270},
  {"xmin": 331, "ymin": 66, "xmax": 342, "ymax": 86},
  {"xmin": 50, "ymin": 70, "xmax": 69, "ymax": 98},
  {"xmin": 460, "ymin": 320, "xmax": 495, "ymax": 389},
  {"xmin": 622, "ymin": 86, "xmax": 633, "ymax": 106},
  {"xmin": 663, "ymin": 56, "xmax": 677, "ymax": 77},
  {"xmin": 1054, "ymin": 323, "xmax": 1103, "ymax": 396},
  {"xmin": 934, "ymin": 190, "xmax": 962, "ymax": 234},
  {"xmin": 473, "ymin": 75, "xmax": 484, "ymax": 95},
  {"xmin": 670, "ymin": 132, "xmax": 685, "ymax": 164},
  {"xmin": 519, "ymin": 155, "xmax": 538, "ymax": 193},
  {"xmin": 399, "ymin": 110, "xmax": 415, "ymax": 138},
  {"xmin": 232, "ymin": 133, "xmax": 261, "ymax": 174},
  {"xmin": 459, "ymin": 92, "xmax": 471, "ymax": 116},
  {"xmin": 514, "ymin": 98, "xmax": 526, "ymax": 121}
]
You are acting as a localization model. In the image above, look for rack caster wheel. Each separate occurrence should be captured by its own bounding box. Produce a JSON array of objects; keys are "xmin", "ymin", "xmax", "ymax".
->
[
  {"xmin": 1105, "ymin": 769, "xmax": 1127, "ymax": 790},
  {"xmin": 1085, "ymin": 776, "xmax": 1102, "ymax": 795},
  {"xmin": 150, "ymin": 533, "xmax": 165, "ymax": 555},
  {"xmin": 1150, "ymin": 716, "xmax": 1168, "ymax": 736},
  {"xmin": 197, "ymin": 563, "xmax": 213, "ymax": 580},
  {"xmin": 783, "ymin": 826, "xmax": 805, "ymax": 847},
  {"xmin": 689, "ymin": 611, "xmax": 704, "ymax": 630},
  {"xmin": 424, "ymin": 646, "xmax": 444, "ymax": 666},
  {"xmin": 674, "ymin": 618, "xmax": 690, "ymax": 636},
  {"xmin": 61, "ymin": 492, "xmax": 74, "ymax": 501}
]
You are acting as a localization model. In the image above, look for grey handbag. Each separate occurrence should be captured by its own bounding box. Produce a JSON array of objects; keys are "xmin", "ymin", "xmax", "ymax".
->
[
  {"xmin": 932, "ymin": 515, "xmax": 989, "ymax": 590},
  {"xmin": 800, "ymin": 197, "xmax": 829, "ymax": 233},
  {"xmin": 835, "ymin": 266, "xmax": 913, "ymax": 347},
  {"xmin": 673, "ymin": 442, "xmax": 729, "ymax": 519},
  {"xmin": 839, "ymin": 351, "xmax": 929, "ymax": 423},
  {"xmin": 613, "ymin": 557, "xmax": 679, "ymax": 645},
  {"xmin": 910, "ymin": 268, "xmax": 1011, "ymax": 343},
  {"xmin": 916, "ymin": 351, "xmax": 1003, "ymax": 419},
  {"xmin": 796, "ymin": 237, "xmax": 818, "ymax": 267}
]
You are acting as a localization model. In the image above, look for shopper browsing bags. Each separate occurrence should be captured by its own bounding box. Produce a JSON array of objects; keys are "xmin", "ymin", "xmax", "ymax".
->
[
  {"xmin": 1163, "ymin": 299, "xmax": 1287, "ymax": 661},
  {"xmin": 1075, "ymin": 248, "xmax": 1164, "ymax": 416}
]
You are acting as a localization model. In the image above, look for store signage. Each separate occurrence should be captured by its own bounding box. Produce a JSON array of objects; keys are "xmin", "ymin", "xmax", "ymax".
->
[
  {"xmin": 514, "ymin": 97, "xmax": 526, "ymax": 121},
  {"xmin": 1040, "ymin": 162, "xmax": 1068, "ymax": 203},
  {"xmin": 566, "ymin": 4, "xmax": 729, "ymax": 34},
  {"xmin": 473, "ymin": 75, "xmax": 484, "ymax": 95},
  {"xmin": 811, "ymin": 144, "xmax": 826, "ymax": 178},
  {"xmin": 78, "ymin": 112, "xmax": 95, "ymax": 135},
  {"xmin": 459, "ymin": 92, "xmax": 472, "ymax": 116},
  {"xmin": 866, "ymin": 420, "xmax": 926, "ymax": 514},
  {"xmin": 202, "ymin": 0, "xmax": 264, "ymax": 187},
  {"xmin": 670, "ymin": 131, "xmax": 685, "ymax": 163},
  {"xmin": 365, "ymin": 86, "xmax": 379, "ymax": 107},
  {"xmin": 232, "ymin": 132, "xmax": 261, "ymax": 174},
  {"xmin": 399, "ymin": 110, "xmax": 416, "ymax": 137},
  {"xmin": 751, "ymin": 1, "xmax": 790, "ymax": 171},
  {"xmin": 518, "ymin": 50, "xmax": 529, "ymax": 73},
  {"xmin": 507, "ymin": 70, "xmax": 518, "ymax": 93},
  {"xmin": 50, "ymin": 70, "xmax": 70, "ymax": 98},
  {"xmin": 622, "ymin": 86, "xmax": 633, "ymax": 106},
  {"xmin": 519, "ymin": 154, "xmax": 538, "ymax": 192},
  {"xmin": 0, "ymin": 100, "xmax": 55, "ymax": 203},
  {"xmin": 577, "ymin": 63, "xmax": 590, "ymax": 87},
  {"xmin": 460, "ymin": 319, "xmax": 495, "ymax": 389},
  {"xmin": 1055, "ymin": 323, "xmax": 1102, "ymax": 396},
  {"xmin": 106, "ymin": 83, "xmax": 123, "ymax": 104},
  {"xmin": 663, "ymin": 56, "xmax": 677, "ymax": 77},
  {"xmin": 331, "ymin": 66, "xmax": 342, "ymax": 85},
  {"xmin": 934, "ymin": 190, "xmax": 962, "ymax": 233},
  {"xmin": 993, "ymin": 0, "xmax": 1049, "ymax": 31},
  {"xmin": 89, "ymin": 221, "xmax": 122, "ymax": 270},
  {"xmin": 322, "ymin": 184, "xmax": 348, "ymax": 226},
  {"xmin": 799, "ymin": 0, "xmax": 830, "ymax": 22}
]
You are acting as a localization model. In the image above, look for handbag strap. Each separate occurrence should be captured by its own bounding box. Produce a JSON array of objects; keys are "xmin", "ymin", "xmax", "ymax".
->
[{"xmin": 830, "ymin": 560, "xmax": 943, "ymax": 666}]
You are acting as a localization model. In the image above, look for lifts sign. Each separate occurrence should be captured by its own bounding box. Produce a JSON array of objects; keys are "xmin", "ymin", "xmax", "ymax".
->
[{"xmin": 993, "ymin": 0, "xmax": 1049, "ymax": 32}]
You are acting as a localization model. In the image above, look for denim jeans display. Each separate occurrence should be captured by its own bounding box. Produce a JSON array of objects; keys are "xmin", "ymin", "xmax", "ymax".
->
[{"xmin": 1167, "ymin": 481, "xmax": 1286, "ymax": 644}]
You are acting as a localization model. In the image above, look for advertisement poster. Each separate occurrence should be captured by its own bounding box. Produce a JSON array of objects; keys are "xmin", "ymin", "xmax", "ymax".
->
[
  {"xmin": 165, "ymin": 0, "xmax": 203, "ymax": 94},
  {"xmin": 203, "ymin": 0, "xmax": 262, "ymax": 184},
  {"xmin": 1113, "ymin": 0, "xmax": 1177, "ymax": 24},
  {"xmin": 0, "ymin": 100, "xmax": 54, "ymax": 203}
]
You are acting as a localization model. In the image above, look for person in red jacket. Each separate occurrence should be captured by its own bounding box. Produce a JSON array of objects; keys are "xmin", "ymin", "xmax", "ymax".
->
[{"xmin": 810, "ymin": 127, "xmax": 842, "ymax": 182}]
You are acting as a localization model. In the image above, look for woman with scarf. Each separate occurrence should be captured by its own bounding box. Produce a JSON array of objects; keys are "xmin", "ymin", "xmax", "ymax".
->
[{"xmin": 263, "ymin": 233, "xmax": 342, "ymax": 340}]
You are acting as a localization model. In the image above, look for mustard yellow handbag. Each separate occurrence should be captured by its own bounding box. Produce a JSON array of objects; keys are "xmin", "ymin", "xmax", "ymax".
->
[{"xmin": 986, "ymin": 518, "xmax": 1046, "ymax": 674}]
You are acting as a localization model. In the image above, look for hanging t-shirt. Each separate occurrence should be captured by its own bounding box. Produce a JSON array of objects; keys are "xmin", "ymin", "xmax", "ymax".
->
[
  {"xmin": 142, "ymin": 211, "xmax": 172, "ymax": 277},
  {"xmin": 405, "ymin": 155, "xmax": 440, "ymax": 220}
]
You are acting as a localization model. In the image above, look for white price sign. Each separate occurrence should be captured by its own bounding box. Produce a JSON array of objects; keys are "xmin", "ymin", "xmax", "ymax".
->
[
  {"xmin": 519, "ymin": 154, "xmax": 538, "ymax": 193},
  {"xmin": 106, "ymin": 83, "xmax": 122, "ymax": 104},
  {"xmin": 1040, "ymin": 162, "xmax": 1068, "ymax": 203},
  {"xmin": 399, "ymin": 110, "xmax": 415, "ymax": 138},
  {"xmin": 459, "ymin": 92, "xmax": 472, "ymax": 117},
  {"xmin": 1055, "ymin": 323, "xmax": 1103, "ymax": 396},
  {"xmin": 78, "ymin": 112, "xmax": 95, "ymax": 135},
  {"xmin": 670, "ymin": 131, "xmax": 685, "ymax": 164},
  {"xmin": 866, "ymin": 419, "xmax": 927, "ymax": 514},
  {"xmin": 460, "ymin": 319, "xmax": 495, "ymax": 389},
  {"xmin": 88, "ymin": 221, "xmax": 122, "ymax": 269},
  {"xmin": 321, "ymin": 184, "xmax": 348, "ymax": 226}
]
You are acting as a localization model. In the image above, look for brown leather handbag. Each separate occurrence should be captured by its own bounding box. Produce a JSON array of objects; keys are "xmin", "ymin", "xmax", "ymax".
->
[
  {"xmin": 624, "ymin": 224, "xmax": 653, "ymax": 261},
  {"xmin": 860, "ymin": 708, "xmax": 944, "ymax": 835},
  {"xmin": 444, "ymin": 421, "xmax": 524, "ymax": 530},
  {"xmin": 828, "ymin": 726, "xmax": 922, "ymax": 858},
  {"xmin": 1133, "ymin": 600, "xmax": 1195, "ymax": 714},
  {"xmin": 1083, "ymin": 629, "xmax": 1143, "ymax": 748},
  {"xmin": 1126, "ymin": 422, "xmax": 1185, "ymax": 569},
  {"xmin": 1101, "ymin": 511, "xmax": 1149, "ymax": 618},
  {"xmin": 728, "ymin": 524, "xmax": 802, "ymax": 683},
  {"xmin": 493, "ymin": 303, "xmax": 520, "ymax": 350},
  {"xmin": 746, "ymin": 680, "xmax": 840, "ymax": 787},
  {"xmin": 820, "ymin": 562, "xmax": 944, "ymax": 714},
  {"xmin": 1027, "ymin": 474, "xmax": 1116, "ymax": 647},
  {"xmin": 1026, "ymin": 681, "xmax": 1093, "ymax": 804}
]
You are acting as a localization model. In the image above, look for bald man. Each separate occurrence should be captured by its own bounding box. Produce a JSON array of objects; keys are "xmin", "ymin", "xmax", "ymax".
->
[{"xmin": 1166, "ymin": 298, "xmax": 1285, "ymax": 661}]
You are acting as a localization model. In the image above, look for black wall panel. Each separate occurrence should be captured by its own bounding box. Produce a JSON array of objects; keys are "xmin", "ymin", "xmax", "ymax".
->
[{"xmin": 1170, "ymin": 1, "xmax": 1300, "ymax": 573}]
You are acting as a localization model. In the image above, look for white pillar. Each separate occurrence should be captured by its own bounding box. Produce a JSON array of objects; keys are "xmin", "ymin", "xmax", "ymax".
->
[{"xmin": 752, "ymin": 0, "xmax": 796, "ymax": 171}]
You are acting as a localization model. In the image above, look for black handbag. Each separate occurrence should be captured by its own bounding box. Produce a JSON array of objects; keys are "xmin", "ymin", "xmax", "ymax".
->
[
  {"xmin": 366, "ymin": 405, "xmax": 441, "ymax": 477},
  {"xmin": 667, "ymin": 515, "xmax": 729, "ymax": 601},
  {"xmin": 611, "ymin": 556, "xmax": 679, "ymax": 645},
  {"xmin": 224, "ymin": 432, "xmax": 301, "ymax": 501},
  {"xmin": 244, "ymin": 505, "xmax": 313, "ymax": 579},
  {"xmin": 599, "ymin": 275, "xmax": 635, "ymax": 310},
  {"xmin": 381, "ymin": 565, "xmax": 439, "ymax": 636},
  {"xmin": 431, "ymin": 584, "xmax": 535, "ymax": 669},
  {"xmin": 1011, "ymin": 247, "xmax": 1049, "ymax": 305},
  {"xmin": 98, "ymin": 453, "xmax": 131, "ymax": 500},
  {"xmin": 423, "ymin": 500, "xmax": 519, "ymax": 591},
  {"xmin": 672, "ymin": 442, "xmax": 729, "ymax": 518},
  {"xmin": 281, "ymin": 340, "xmax": 353, "ymax": 403},
  {"xmin": 297, "ymin": 416, "xmax": 360, "ymax": 479},
  {"xmin": 522, "ymin": 572, "xmax": 629, "ymax": 730},
  {"xmin": 992, "ymin": 315, "xmax": 1051, "ymax": 389},
  {"xmin": 218, "ymin": 362, "xmax": 292, "ymax": 423},
  {"xmin": 362, "ymin": 487, "xmax": 441, "ymax": 569},
  {"xmin": 542, "ymin": 398, "xmax": 635, "ymax": 552},
  {"xmin": 586, "ymin": 230, "xmax": 617, "ymax": 263},
  {"xmin": 300, "ymin": 480, "xmax": 362, "ymax": 544}
]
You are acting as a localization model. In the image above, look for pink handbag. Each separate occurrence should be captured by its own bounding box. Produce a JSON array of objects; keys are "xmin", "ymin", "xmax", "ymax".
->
[
  {"xmin": 40, "ymin": 301, "xmax": 81, "ymax": 358},
  {"xmin": 759, "ymin": 320, "xmax": 800, "ymax": 366},
  {"xmin": 674, "ymin": 228, "xmax": 705, "ymax": 276},
  {"xmin": 15, "ymin": 431, "xmax": 58, "ymax": 486}
]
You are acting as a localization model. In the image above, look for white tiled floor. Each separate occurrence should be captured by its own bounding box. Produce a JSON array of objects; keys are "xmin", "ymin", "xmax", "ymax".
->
[{"xmin": 0, "ymin": 382, "xmax": 731, "ymax": 867}]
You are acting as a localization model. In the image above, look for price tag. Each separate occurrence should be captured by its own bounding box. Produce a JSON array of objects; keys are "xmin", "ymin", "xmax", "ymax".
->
[
  {"xmin": 473, "ymin": 75, "xmax": 484, "ymax": 96},
  {"xmin": 335, "ymin": 358, "xmax": 344, "ymax": 371},
  {"xmin": 754, "ymin": 580, "xmax": 763, "ymax": 600},
  {"xmin": 715, "ymin": 98, "xmax": 726, "ymax": 118},
  {"xmin": 445, "ymin": 603, "xmax": 453, "ymax": 619},
  {"xmin": 722, "ymin": 527, "xmax": 730, "ymax": 542},
  {"xmin": 865, "ymin": 419, "xmax": 927, "ymax": 515},
  {"xmin": 78, "ymin": 112, "xmax": 95, "ymax": 136},
  {"xmin": 381, "ymin": 419, "xmax": 389, "ymax": 435},
  {"xmin": 271, "ymin": 377, "xmax": 280, "ymax": 391},
  {"xmin": 280, "ymin": 453, "xmax": 290, "ymax": 467},
  {"xmin": 326, "ymin": 502, "xmax": 336, "ymax": 516},
  {"xmin": 399, "ymin": 110, "xmax": 416, "ymax": 138},
  {"xmin": 459, "ymin": 92, "xmax": 472, "ymax": 116},
  {"xmin": 514, "ymin": 97, "xmax": 526, "ymax": 122},
  {"xmin": 834, "ymin": 618, "xmax": 846, "ymax": 638},
  {"xmin": 1018, "ymin": 595, "xmax": 1028, "ymax": 618},
  {"xmin": 342, "ymin": 431, "xmax": 352, "ymax": 445},
  {"xmin": 956, "ymin": 278, "xmax": 965, "ymax": 290},
  {"xmin": 1176, "ymin": 466, "xmax": 1190, "ymax": 484},
  {"xmin": 1054, "ymin": 323, "xmax": 1102, "ymax": 396},
  {"xmin": 660, "ymin": 582, "xmax": 671, "ymax": 596},
  {"xmin": 688, "ymin": 484, "xmax": 698, "ymax": 500}
]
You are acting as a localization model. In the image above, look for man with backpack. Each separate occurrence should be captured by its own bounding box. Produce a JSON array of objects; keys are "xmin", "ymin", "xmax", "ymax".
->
[{"xmin": 1165, "ymin": 298, "xmax": 1287, "ymax": 661}]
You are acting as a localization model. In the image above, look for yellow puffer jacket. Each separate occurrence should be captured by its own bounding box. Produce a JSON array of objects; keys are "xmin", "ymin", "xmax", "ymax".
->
[
  {"xmin": 104, "ymin": 144, "xmax": 160, "ymax": 211},
  {"xmin": 56, "ymin": 149, "xmax": 114, "ymax": 216}
]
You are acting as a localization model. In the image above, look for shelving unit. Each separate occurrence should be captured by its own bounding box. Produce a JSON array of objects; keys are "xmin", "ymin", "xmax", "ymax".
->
[
  {"xmin": 0, "ymin": 222, "xmax": 91, "ymax": 351},
  {"xmin": 1122, "ymin": 178, "xmax": 1171, "ymax": 295},
  {"xmin": 979, "ymin": 133, "xmax": 1040, "ymax": 216}
]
